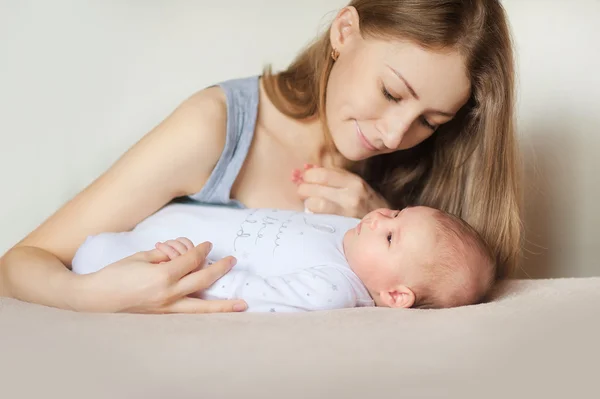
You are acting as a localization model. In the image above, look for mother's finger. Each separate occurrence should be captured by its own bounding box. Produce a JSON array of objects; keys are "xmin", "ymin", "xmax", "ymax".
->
[
  {"xmin": 304, "ymin": 196, "xmax": 344, "ymax": 215},
  {"xmin": 297, "ymin": 182, "xmax": 343, "ymax": 202},
  {"xmin": 298, "ymin": 183, "xmax": 353, "ymax": 215},
  {"xmin": 302, "ymin": 167, "xmax": 353, "ymax": 188},
  {"xmin": 175, "ymin": 256, "xmax": 238, "ymax": 297},
  {"xmin": 140, "ymin": 247, "xmax": 172, "ymax": 264},
  {"xmin": 163, "ymin": 297, "xmax": 247, "ymax": 314}
]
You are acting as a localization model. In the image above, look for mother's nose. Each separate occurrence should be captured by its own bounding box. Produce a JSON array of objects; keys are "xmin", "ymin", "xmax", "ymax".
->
[{"xmin": 381, "ymin": 123, "xmax": 409, "ymax": 150}]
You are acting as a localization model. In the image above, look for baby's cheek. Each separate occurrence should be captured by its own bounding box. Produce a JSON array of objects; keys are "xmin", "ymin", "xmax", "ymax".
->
[
  {"xmin": 367, "ymin": 250, "xmax": 400, "ymax": 285},
  {"xmin": 351, "ymin": 248, "xmax": 380, "ymax": 277}
]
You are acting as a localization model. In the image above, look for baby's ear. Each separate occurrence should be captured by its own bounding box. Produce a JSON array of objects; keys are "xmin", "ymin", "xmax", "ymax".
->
[{"xmin": 379, "ymin": 285, "xmax": 415, "ymax": 308}]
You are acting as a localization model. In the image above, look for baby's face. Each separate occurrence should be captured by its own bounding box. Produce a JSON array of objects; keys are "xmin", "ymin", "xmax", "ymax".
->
[{"xmin": 343, "ymin": 206, "xmax": 438, "ymax": 295}]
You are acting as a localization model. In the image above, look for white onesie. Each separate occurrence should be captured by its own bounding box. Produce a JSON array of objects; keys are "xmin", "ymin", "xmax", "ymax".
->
[{"xmin": 71, "ymin": 203, "xmax": 375, "ymax": 312}]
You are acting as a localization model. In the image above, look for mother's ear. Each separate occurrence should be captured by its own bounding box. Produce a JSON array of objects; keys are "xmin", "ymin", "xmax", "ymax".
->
[{"xmin": 329, "ymin": 6, "xmax": 362, "ymax": 55}]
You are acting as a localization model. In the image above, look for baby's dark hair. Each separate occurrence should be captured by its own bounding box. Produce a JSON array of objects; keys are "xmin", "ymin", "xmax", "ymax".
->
[{"xmin": 412, "ymin": 209, "xmax": 496, "ymax": 309}]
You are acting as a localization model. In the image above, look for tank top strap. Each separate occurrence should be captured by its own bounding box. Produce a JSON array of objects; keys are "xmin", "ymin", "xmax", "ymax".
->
[{"xmin": 188, "ymin": 75, "xmax": 260, "ymax": 208}]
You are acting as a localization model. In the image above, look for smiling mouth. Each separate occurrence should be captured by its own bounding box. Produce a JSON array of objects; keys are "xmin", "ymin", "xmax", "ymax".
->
[{"xmin": 354, "ymin": 120, "xmax": 377, "ymax": 152}]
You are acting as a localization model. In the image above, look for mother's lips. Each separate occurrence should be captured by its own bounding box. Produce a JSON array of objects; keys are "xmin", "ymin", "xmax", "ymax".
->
[{"xmin": 355, "ymin": 120, "xmax": 378, "ymax": 152}]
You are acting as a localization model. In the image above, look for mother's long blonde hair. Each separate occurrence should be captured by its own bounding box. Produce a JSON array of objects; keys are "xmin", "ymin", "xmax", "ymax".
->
[{"xmin": 262, "ymin": 0, "xmax": 523, "ymax": 279}]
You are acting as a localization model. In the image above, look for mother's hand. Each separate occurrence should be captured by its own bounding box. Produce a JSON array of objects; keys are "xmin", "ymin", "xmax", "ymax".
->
[
  {"xmin": 76, "ymin": 241, "xmax": 247, "ymax": 314},
  {"xmin": 292, "ymin": 165, "xmax": 390, "ymax": 218}
]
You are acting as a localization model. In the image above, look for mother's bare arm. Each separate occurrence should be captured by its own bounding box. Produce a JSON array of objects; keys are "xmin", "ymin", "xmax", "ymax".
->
[{"xmin": 0, "ymin": 87, "xmax": 232, "ymax": 311}]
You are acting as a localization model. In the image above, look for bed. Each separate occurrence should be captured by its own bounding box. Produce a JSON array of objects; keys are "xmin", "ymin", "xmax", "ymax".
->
[{"xmin": 1, "ymin": 277, "xmax": 598, "ymax": 398}]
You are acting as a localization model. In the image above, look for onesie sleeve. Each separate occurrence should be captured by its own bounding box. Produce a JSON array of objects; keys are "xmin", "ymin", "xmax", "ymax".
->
[
  {"xmin": 72, "ymin": 233, "xmax": 137, "ymax": 274},
  {"xmin": 203, "ymin": 266, "xmax": 362, "ymax": 312}
]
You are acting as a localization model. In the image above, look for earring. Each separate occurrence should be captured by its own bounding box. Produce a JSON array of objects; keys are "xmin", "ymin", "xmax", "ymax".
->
[{"xmin": 331, "ymin": 48, "xmax": 340, "ymax": 61}]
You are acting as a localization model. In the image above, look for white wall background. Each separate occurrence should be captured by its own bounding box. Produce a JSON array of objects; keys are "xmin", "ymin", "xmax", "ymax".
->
[{"xmin": 1, "ymin": 0, "xmax": 599, "ymax": 278}]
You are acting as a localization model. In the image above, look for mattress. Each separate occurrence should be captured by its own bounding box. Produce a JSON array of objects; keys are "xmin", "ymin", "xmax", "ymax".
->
[{"xmin": 1, "ymin": 277, "xmax": 598, "ymax": 399}]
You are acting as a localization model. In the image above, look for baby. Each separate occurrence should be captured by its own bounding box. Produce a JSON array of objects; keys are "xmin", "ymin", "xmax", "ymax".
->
[{"xmin": 71, "ymin": 203, "xmax": 495, "ymax": 312}]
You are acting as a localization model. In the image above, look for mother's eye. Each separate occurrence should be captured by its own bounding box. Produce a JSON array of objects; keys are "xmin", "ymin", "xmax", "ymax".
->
[{"xmin": 381, "ymin": 85, "xmax": 401, "ymax": 103}]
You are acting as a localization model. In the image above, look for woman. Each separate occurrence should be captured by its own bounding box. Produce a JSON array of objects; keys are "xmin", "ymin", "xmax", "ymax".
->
[{"xmin": 0, "ymin": 0, "xmax": 522, "ymax": 313}]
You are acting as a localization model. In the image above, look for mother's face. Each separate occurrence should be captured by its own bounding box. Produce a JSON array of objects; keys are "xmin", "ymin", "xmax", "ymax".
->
[{"xmin": 325, "ymin": 10, "xmax": 472, "ymax": 161}]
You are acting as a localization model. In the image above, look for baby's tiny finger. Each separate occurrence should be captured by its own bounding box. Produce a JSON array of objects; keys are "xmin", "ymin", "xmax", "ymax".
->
[
  {"xmin": 156, "ymin": 241, "xmax": 180, "ymax": 260},
  {"xmin": 176, "ymin": 237, "xmax": 194, "ymax": 251},
  {"xmin": 165, "ymin": 239, "xmax": 189, "ymax": 255}
]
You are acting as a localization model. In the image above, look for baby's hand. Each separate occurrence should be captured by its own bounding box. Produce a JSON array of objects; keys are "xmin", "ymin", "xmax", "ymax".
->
[{"xmin": 155, "ymin": 237, "xmax": 195, "ymax": 262}]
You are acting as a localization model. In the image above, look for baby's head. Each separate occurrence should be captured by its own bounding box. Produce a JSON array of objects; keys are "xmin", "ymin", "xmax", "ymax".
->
[{"xmin": 343, "ymin": 206, "xmax": 495, "ymax": 309}]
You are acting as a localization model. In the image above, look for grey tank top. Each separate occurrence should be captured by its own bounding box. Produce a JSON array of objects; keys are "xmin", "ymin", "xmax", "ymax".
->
[{"xmin": 187, "ymin": 75, "xmax": 260, "ymax": 208}]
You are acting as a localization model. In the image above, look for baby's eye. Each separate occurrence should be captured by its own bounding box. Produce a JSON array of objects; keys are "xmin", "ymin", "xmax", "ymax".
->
[{"xmin": 387, "ymin": 233, "xmax": 392, "ymax": 244}]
